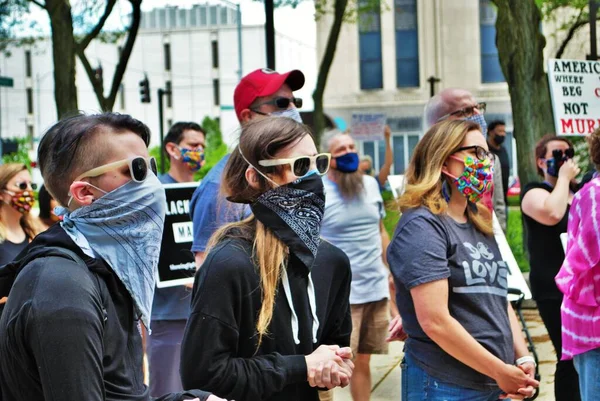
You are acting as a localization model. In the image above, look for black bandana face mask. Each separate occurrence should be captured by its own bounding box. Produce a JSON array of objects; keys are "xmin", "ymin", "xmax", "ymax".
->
[{"xmin": 250, "ymin": 172, "xmax": 326, "ymax": 270}]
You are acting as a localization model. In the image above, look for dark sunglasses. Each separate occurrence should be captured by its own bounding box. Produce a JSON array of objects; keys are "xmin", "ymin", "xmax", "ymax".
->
[
  {"xmin": 14, "ymin": 181, "xmax": 37, "ymax": 191},
  {"xmin": 258, "ymin": 153, "xmax": 332, "ymax": 177},
  {"xmin": 552, "ymin": 148, "xmax": 575, "ymax": 160},
  {"xmin": 75, "ymin": 157, "xmax": 158, "ymax": 183},
  {"xmin": 456, "ymin": 145, "xmax": 494, "ymax": 162},
  {"xmin": 254, "ymin": 97, "xmax": 303, "ymax": 110}
]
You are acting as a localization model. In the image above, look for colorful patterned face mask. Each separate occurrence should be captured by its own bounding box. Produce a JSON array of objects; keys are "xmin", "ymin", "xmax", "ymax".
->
[
  {"xmin": 446, "ymin": 155, "xmax": 494, "ymax": 203},
  {"xmin": 4, "ymin": 190, "xmax": 35, "ymax": 214},
  {"xmin": 178, "ymin": 147, "xmax": 204, "ymax": 172}
]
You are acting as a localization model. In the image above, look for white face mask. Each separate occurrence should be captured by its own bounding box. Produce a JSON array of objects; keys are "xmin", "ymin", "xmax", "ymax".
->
[{"xmin": 270, "ymin": 107, "xmax": 303, "ymax": 123}]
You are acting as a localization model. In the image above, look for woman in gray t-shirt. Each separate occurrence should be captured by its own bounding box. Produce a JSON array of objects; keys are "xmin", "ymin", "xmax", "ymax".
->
[{"xmin": 388, "ymin": 120, "xmax": 539, "ymax": 401}]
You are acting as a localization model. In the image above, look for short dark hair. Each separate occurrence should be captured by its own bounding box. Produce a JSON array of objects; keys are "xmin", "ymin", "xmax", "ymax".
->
[
  {"xmin": 38, "ymin": 184, "xmax": 53, "ymax": 219},
  {"xmin": 164, "ymin": 122, "xmax": 205, "ymax": 153},
  {"xmin": 534, "ymin": 134, "xmax": 573, "ymax": 177},
  {"xmin": 488, "ymin": 120, "xmax": 506, "ymax": 132},
  {"xmin": 38, "ymin": 112, "xmax": 151, "ymax": 206}
]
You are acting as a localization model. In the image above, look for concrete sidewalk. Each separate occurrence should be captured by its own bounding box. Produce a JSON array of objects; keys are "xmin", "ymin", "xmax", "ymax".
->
[{"xmin": 334, "ymin": 308, "xmax": 558, "ymax": 401}]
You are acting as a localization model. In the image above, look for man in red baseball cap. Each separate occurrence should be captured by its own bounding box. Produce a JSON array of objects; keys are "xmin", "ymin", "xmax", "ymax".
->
[
  {"xmin": 189, "ymin": 68, "xmax": 306, "ymax": 270},
  {"xmin": 234, "ymin": 68, "xmax": 305, "ymax": 123}
]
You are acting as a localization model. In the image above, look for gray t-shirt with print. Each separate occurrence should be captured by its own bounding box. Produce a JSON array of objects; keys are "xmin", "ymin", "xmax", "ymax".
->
[{"xmin": 388, "ymin": 207, "xmax": 513, "ymax": 390}]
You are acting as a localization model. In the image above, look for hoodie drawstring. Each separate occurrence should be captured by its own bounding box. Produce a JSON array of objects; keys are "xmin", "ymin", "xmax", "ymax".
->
[{"xmin": 281, "ymin": 265, "xmax": 319, "ymax": 345}]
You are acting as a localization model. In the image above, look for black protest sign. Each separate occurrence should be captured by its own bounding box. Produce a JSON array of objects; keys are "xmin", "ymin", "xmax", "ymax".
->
[{"xmin": 157, "ymin": 182, "xmax": 199, "ymax": 288}]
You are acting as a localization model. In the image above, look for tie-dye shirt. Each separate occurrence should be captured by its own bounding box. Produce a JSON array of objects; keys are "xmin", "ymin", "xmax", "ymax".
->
[{"xmin": 555, "ymin": 177, "xmax": 600, "ymax": 360}]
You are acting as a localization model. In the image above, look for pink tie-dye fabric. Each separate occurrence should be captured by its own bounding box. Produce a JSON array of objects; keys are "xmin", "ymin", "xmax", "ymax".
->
[{"xmin": 555, "ymin": 178, "xmax": 600, "ymax": 360}]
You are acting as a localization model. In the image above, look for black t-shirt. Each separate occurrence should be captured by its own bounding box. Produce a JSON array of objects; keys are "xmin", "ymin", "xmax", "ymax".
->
[
  {"xmin": 490, "ymin": 144, "xmax": 510, "ymax": 203},
  {"xmin": 0, "ymin": 237, "xmax": 28, "ymax": 267},
  {"xmin": 521, "ymin": 182, "xmax": 569, "ymax": 301}
]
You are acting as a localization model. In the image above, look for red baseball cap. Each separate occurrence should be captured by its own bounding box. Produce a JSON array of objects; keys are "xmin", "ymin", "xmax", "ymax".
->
[{"xmin": 234, "ymin": 68, "xmax": 305, "ymax": 121}]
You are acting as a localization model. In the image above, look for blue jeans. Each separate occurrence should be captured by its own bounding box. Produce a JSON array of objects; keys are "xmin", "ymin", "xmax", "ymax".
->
[
  {"xmin": 401, "ymin": 353, "xmax": 504, "ymax": 401},
  {"xmin": 573, "ymin": 348, "xmax": 600, "ymax": 401}
]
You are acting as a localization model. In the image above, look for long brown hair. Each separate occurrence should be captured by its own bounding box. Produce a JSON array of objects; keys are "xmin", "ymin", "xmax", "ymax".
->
[
  {"xmin": 0, "ymin": 163, "xmax": 41, "ymax": 242},
  {"xmin": 206, "ymin": 117, "xmax": 314, "ymax": 348},
  {"xmin": 399, "ymin": 120, "xmax": 493, "ymax": 235}
]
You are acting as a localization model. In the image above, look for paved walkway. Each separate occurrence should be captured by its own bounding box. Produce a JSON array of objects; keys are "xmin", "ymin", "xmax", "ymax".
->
[{"xmin": 334, "ymin": 308, "xmax": 557, "ymax": 401}]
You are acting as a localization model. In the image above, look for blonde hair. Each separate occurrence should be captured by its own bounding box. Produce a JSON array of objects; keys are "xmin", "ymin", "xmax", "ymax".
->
[
  {"xmin": 206, "ymin": 117, "xmax": 313, "ymax": 348},
  {"xmin": 399, "ymin": 120, "xmax": 493, "ymax": 235},
  {"xmin": 0, "ymin": 163, "xmax": 42, "ymax": 242}
]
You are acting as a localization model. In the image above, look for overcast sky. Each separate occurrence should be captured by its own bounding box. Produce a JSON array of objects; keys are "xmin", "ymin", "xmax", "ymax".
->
[{"xmin": 24, "ymin": 0, "xmax": 316, "ymax": 47}]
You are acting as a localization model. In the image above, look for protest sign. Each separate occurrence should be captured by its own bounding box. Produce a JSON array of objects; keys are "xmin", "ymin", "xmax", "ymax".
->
[
  {"xmin": 156, "ymin": 182, "xmax": 199, "ymax": 288},
  {"xmin": 351, "ymin": 113, "xmax": 387, "ymax": 141},
  {"xmin": 548, "ymin": 58, "xmax": 600, "ymax": 136}
]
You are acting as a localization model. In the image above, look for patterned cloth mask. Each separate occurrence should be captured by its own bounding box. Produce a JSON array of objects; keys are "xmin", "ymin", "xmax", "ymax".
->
[
  {"xmin": 4, "ymin": 190, "xmax": 35, "ymax": 214},
  {"xmin": 446, "ymin": 155, "xmax": 494, "ymax": 204},
  {"xmin": 179, "ymin": 147, "xmax": 204, "ymax": 172}
]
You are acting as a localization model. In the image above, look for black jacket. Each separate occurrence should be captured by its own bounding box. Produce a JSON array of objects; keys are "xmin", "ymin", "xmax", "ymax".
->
[
  {"xmin": 0, "ymin": 224, "xmax": 210, "ymax": 401},
  {"xmin": 180, "ymin": 238, "xmax": 352, "ymax": 401}
]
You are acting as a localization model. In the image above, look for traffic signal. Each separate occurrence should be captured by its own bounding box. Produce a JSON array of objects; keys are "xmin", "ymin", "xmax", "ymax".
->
[{"xmin": 139, "ymin": 76, "xmax": 151, "ymax": 103}]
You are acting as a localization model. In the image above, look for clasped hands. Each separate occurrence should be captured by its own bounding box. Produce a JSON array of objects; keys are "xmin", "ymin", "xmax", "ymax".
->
[{"xmin": 305, "ymin": 345, "xmax": 354, "ymax": 390}]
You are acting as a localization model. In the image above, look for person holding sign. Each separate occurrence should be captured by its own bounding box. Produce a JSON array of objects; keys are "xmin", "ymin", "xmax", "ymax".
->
[
  {"xmin": 0, "ymin": 113, "xmax": 220, "ymax": 401},
  {"xmin": 556, "ymin": 128, "xmax": 600, "ymax": 401},
  {"xmin": 521, "ymin": 134, "xmax": 581, "ymax": 401},
  {"xmin": 389, "ymin": 120, "xmax": 538, "ymax": 400},
  {"xmin": 181, "ymin": 117, "xmax": 354, "ymax": 401},
  {"xmin": 148, "ymin": 122, "xmax": 206, "ymax": 397}
]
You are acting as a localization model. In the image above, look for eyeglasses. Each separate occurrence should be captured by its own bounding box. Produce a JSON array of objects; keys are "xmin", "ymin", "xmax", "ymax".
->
[
  {"xmin": 258, "ymin": 153, "xmax": 331, "ymax": 177},
  {"xmin": 253, "ymin": 97, "xmax": 303, "ymax": 110},
  {"xmin": 75, "ymin": 157, "xmax": 158, "ymax": 183},
  {"xmin": 438, "ymin": 102, "xmax": 487, "ymax": 121},
  {"xmin": 455, "ymin": 145, "xmax": 495, "ymax": 162},
  {"xmin": 14, "ymin": 181, "xmax": 37, "ymax": 191}
]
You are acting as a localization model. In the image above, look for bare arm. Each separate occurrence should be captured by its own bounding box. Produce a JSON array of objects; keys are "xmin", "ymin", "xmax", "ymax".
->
[
  {"xmin": 521, "ymin": 160, "xmax": 580, "ymax": 226},
  {"xmin": 411, "ymin": 280, "xmax": 538, "ymax": 395},
  {"xmin": 377, "ymin": 126, "xmax": 393, "ymax": 188}
]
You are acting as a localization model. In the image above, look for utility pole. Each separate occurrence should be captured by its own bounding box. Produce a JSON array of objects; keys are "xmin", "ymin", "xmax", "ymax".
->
[
  {"xmin": 589, "ymin": 0, "xmax": 598, "ymax": 60},
  {"xmin": 265, "ymin": 0, "xmax": 275, "ymax": 69},
  {"xmin": 158, "ymin": 87, "xmax": 172, "ymax": 174}
]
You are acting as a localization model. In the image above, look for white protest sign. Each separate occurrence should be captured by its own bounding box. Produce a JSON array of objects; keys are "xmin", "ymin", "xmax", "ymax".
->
[
  {"xmin": 548, "ymin": 58, "xmax": 600, "ymax": 136},
  {"xmin": 387, "ymin": 175, "xmax": 405, "ymax": 199},
  {"xmin": 351, "ymin": 113, "xmax": 387, "ymax": 141}
]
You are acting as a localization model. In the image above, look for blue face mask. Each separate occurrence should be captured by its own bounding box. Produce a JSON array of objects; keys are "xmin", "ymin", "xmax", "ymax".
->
[
  {"xmin": 463, "ymin": 113, "xmax": 488, "ymax": 136},
  {"xmin": 335, "ymin": 152, "xmax": 360, "ymax": 173},
  {"xmin": 56, "ymin": 174, "xmax": 167, "ymax": 330},
  {"xmin": 270, "ymin": 107, "xmax": 303, "ymax": 123}
]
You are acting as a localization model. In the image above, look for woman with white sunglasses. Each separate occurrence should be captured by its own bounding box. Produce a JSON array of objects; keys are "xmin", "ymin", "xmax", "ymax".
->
[{"xmin": 181, "ymin": 117, "xmax": 354, "ymax": 401}]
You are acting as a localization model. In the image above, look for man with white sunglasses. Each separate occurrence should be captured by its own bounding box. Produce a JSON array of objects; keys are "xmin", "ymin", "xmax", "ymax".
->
[{"xmin": 0, "ymin": 112, "xmax": 225, "ymax": 401}]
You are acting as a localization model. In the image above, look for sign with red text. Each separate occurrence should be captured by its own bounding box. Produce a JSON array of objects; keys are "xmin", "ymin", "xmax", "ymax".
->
[
  {"xmin": 350, "ymin": 113, "xmax": 387, "ymax": 141},
  {"xmin": 548, "ymin": 58, "xmax": 600, "ymax": 136}
]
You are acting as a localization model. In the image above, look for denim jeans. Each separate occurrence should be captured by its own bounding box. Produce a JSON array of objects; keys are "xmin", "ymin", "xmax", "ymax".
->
[
  {"xmin": 573, "ymin": 348, "xmax": 600, "ymax": 401},
  {"xmin": 401, "ymin": 353, "xmax": 504, "ymax": 401}
]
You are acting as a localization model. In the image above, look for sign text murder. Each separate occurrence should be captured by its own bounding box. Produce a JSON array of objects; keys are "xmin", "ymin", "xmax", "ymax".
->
[{"xmin": 549, "ymin": 59, "xmax": 600, "ymax": 136}]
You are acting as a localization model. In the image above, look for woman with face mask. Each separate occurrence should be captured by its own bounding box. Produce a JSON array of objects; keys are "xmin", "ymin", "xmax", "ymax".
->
[
  {"xmin": 521, "ymin": 134, "xmax": 582, "ymax": 401},
  {"xmin": 388, "ymin": 120, "xmax": 539, "ymax": 400},
  {"xmin": 180, "ymin": 117, "xmax": 354, "ymax": 401},
  {"xmin": 0, "ymin": 164, "xmax": 41, "ymax": 313}
]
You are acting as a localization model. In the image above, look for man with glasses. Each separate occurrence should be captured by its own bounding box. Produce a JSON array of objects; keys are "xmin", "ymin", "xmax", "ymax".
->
[
  {"xmin": 148, "ymin": 121, "xmax": 206, "ymax": 397},
  {"xmin": 424, "ymin": 88, "xmax": 507, "ymax": 230},
  {"xmin": 0, "ymin": 113, "xmax": 222, "ymax": 401},
  {"xmin": 190, "ymin": 68, "xmax": 305, "ymax": 268}
]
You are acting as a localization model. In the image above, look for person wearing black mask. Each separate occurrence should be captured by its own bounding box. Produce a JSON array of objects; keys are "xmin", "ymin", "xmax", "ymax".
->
[
  {"xmin": 487, "ymin": 120, "xmax": 510, "ymax": 205},
  {"xmin": 180, "ymin": 117, "xmax": 354, "ymax": 401}
]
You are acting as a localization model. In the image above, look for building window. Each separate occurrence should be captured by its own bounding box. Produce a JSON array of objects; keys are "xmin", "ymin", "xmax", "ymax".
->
[
  {"xmin": 120, "ymin": 84, "xmax": 126, "ymax": 109},
  {"xmin": 165, "ymin": 81, "xmax": 172, "ymax": 108},
  {"xmin": 210, "ymin": 6, "xmax": 218, "ymax": 25},
  {"xmin": 200, "ymin": 7, "xmax": 207, "ymax": 26},
  {"xmin": 220, "ymin": 6, "xmax": 228, "ymax": 24},
  {"xmin": 164, "ymin": 43, "xmax": 171, "ymax": 71},
  {"xmin": 479, "ymin": 0, "xmax": 505, "ymax": 83},
  {"xmin": 395, "ymin": 0, "xmax": 419, "ymax": 88},
  {"xmin": 211, "ymin": 40, "xmax": 219, "ymax": 68},
  {"xmin": 358, "ymin": 0, "xmax": 383, "ymax": 90},
  {"xmin": 25, "ymin": 50, "xmax": 32, "ymax": 78},
  {"xmin": 213, "ymin": 79, "xmax": 220, "ymax": 106},
  {"xmin": 190, "ymin": 8, "xmax": 198, "ymax": 26},
  {"xmin": 159, "ymin": 9, "xmax": 167, "ymax": 29},
  {"xmin": 26, "ymin": 88, "xmax": 33, "ymax": 114},
  {"xmin": 168, "ymin": 7, "xmax": 177, "ymax": 28},
  {"xmin": 362, "ymin": 133, "xmax": 420, "ymax": 174}
]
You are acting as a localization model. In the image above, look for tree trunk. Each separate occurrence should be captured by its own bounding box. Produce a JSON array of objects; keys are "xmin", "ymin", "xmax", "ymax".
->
[
  {"xmin": 45, "ymin": 0, "xmax": 78, "ymax": 119},
  {"xmin": 493, "ymin": 0, "xmax": 555, "ymax": 187},
  {"xmin": 312, "ymin": 0, "xmax": 348, "ymax": 146}
]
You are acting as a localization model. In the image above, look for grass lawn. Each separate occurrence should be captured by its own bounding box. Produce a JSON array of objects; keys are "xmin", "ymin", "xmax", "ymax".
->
[{"xmin": 382, "ymin": 191, "xmax": 530, "ymax": 272}]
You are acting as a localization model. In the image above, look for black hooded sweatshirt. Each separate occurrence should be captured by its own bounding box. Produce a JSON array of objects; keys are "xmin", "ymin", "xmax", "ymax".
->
[
  {"xmin": 180, "ymin": 237, "xmax": 352, "ymax": 401},
  {"xmin": 0, "ymin": 224, "xmax": 210, "ymax": 401}
]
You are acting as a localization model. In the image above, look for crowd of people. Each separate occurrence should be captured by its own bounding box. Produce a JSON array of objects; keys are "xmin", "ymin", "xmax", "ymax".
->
[{"xmin": 0, "ymin": 65, "xmax": 597, "ymax": 401}]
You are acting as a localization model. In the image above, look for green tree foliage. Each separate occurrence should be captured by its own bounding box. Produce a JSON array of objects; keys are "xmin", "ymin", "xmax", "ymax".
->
[{"xmin": 2, "ymin": 138, "xmax": 32, "ymax": 167}]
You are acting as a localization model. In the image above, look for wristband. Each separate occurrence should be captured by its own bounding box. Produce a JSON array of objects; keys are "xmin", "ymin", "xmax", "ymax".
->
[{"xmin": 516, "ymin": 356, "xmax": 536, "ymax": 367}]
